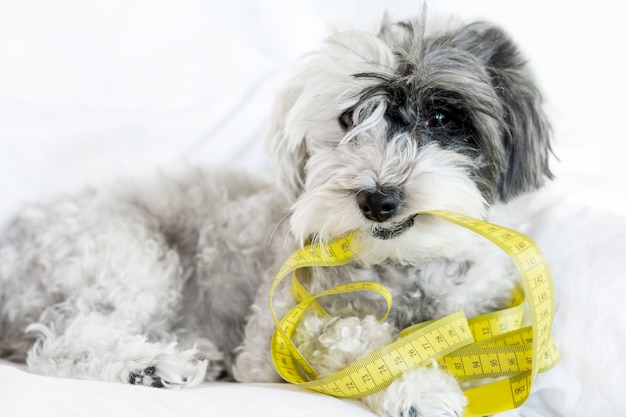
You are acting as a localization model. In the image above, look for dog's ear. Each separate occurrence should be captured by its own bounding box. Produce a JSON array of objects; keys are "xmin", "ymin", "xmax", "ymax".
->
[
  {"xmin": 455, "ymin": 23, "xmax": 553, "ymax": 201},
  {"xmin": 265, "ymin": 82, "xmax": 309, "ymax": 204}
]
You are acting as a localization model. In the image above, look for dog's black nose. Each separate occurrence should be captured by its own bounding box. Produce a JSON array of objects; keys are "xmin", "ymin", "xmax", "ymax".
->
[{"xmin": 357, "ymin": 187, "xmax": 403, "ymax": 222}]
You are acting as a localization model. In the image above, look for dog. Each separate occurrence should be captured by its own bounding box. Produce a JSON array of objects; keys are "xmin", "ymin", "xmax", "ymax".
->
[{"xmin": 0, "ymin": 14, "xmax": 552, "ymax": 417}]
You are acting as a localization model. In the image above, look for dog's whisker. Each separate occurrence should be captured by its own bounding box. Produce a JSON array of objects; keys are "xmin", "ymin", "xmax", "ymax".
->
[{"xmin": 267, "ymin": 209, "xmax": 292, "ymax": 248}]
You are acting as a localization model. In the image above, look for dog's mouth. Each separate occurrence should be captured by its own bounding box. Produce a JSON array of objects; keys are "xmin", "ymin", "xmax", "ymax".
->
[{"xmin": 371, "ymin": 214, "xmax": 417, "ymax": 240}]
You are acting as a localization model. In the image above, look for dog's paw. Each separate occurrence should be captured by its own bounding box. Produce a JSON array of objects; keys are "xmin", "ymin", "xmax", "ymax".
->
[
  {"xmin": 127, "ymin": 354, "xmax": 210, "ymax": 389},
  {"xmin": 109, "ymin": 342, "xmax": 215, "ymax": 389},
  {"xmin": 128, "ymin": 366, "xmax": 169, "ymax": 388},
  {"xmin": 365, "ymin": 366, "xmax": 467, "ymax": 417}
]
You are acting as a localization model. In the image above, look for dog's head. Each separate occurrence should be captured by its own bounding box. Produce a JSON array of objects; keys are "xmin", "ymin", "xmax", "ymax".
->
[{"xmin": 267, "ymin": 17, "xmax": 552, "ymax": 264}]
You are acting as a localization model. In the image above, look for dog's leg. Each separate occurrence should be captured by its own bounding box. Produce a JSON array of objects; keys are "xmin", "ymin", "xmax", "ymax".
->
[{"xmin": 294, "ymin": 314, "xmax": 466, "ymax": 417}]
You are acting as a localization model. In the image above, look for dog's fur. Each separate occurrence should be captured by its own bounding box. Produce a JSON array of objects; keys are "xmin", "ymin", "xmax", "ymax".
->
[{"xmin": 0, "ymin": 15, "xmax": 551, "ymax": 417}]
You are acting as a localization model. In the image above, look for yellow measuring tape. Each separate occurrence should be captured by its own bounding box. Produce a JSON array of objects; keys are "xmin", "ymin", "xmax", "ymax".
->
[{"xmin": 269, "ymin": 210, "xmax": 559, "ymax": 416}]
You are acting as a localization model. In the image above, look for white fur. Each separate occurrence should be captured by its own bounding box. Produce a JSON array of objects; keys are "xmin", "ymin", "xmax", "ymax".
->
[{"xmin": 0, "ymin": 16, "xmax": 551, "ymax": 417}]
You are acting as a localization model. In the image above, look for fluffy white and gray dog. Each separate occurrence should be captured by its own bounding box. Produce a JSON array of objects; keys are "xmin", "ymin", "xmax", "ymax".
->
[{"xmin": 0, "ymin": 15, "xmax": 552, "ymax": 417}]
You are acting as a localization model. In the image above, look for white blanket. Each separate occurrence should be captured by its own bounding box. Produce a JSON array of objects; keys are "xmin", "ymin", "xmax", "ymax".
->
[{"xmin": 1, "ymin": 1, "xmax": 625, "ymax": 416}]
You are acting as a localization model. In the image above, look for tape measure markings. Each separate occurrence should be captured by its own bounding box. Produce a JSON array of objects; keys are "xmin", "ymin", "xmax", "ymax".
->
[{"xmin": 440, "ymin": 335, "xmax": 559, "ymax": 380}]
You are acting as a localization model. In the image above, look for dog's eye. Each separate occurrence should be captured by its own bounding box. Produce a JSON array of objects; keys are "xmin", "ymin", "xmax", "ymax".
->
[
  {"xmin": 424, "ymin": 109, "xmax": 466, "ymax": 136},
  {"xmin": 425, "ymin": 110, "xmax": 454, "ymax": 129},
  {"xmin": 339, "ymin": 110, "xmax": 354, "ymax": 131}
]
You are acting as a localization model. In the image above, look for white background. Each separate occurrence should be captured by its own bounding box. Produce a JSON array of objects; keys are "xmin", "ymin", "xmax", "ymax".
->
[{"xmin": 1, "ymin": 1, "xmax": 624, "ymax": 416}]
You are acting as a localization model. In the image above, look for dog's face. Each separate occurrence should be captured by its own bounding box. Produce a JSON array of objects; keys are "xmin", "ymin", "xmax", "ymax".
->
[{"xmin": 267, "ymin": 18, "xmax": 552, "ymax": 264}]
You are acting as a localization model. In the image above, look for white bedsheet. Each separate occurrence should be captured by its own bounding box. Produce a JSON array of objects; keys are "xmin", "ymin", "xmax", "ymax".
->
[{"xmin": 1, "ymin": 1, "xmax": 625, "ymax": 416}]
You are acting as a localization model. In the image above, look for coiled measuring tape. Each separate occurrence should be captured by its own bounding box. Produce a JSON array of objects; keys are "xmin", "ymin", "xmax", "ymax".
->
[{"xmin": 269, "ymin": 210, "xmax": 559, "ymax": 416}]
